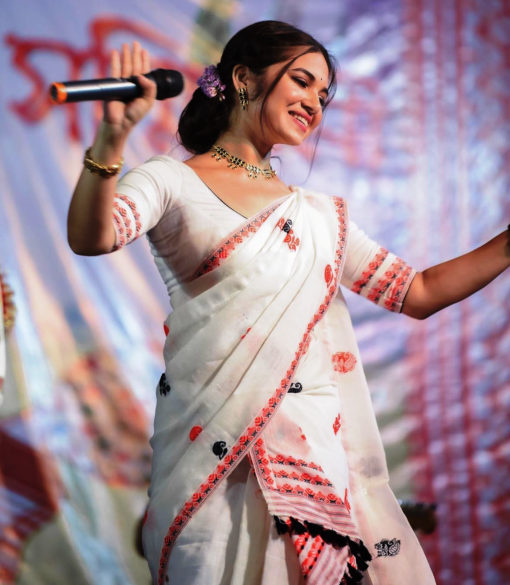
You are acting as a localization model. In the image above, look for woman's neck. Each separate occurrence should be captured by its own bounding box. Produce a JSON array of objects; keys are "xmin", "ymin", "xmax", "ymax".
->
[{"xmin": 215, "ymin": 131, "xmax": 273, "ymax": 168}]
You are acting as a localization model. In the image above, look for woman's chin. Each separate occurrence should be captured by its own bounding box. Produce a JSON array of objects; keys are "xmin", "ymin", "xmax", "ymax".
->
[{"xmin": 276, "ymin": 132, "xmax": 306, "ymax": 147}]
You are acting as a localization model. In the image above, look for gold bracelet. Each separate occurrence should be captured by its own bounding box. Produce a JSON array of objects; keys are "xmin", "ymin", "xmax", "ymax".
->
[{"xmin": 83, "ymin": 147, "xmax": 124, "ymax": 178}]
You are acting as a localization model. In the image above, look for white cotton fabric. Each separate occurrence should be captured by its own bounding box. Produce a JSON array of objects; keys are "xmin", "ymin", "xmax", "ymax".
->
[{"xmin": 114, "ymin": 156, "xmax": 435, "ymax": 585}]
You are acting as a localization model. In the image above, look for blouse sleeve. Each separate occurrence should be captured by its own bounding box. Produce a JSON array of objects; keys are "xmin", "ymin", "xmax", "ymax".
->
[
  {"xmin": 112, "ymin": 155, "xmax": 181, "ymax": 250},
  {"xmin": 340, "ymin": 220, "xmax": 417, "ymax": 313}
]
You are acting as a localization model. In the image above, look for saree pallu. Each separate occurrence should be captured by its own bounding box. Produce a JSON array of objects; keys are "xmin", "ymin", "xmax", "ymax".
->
[{"xmin": 142, "ymin": 187, "xmax": 436, "ymax": 585}]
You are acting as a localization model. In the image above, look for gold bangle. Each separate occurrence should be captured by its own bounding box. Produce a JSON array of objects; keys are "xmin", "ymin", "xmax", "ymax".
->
[{"xmin": 84, "ymin": 147, "xmax": 124, "ymax": 178}]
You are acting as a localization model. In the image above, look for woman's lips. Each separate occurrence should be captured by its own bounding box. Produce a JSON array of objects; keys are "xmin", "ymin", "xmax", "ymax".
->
[{"xmin": 290, "ymin": 113, "xmax": 308, "ymax": 132}]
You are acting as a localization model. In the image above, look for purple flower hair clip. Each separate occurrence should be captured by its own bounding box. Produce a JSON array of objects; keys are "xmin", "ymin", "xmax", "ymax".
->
[{"xmin": 197, "ymin": 64, "xmax": 226, "ymax": 101}]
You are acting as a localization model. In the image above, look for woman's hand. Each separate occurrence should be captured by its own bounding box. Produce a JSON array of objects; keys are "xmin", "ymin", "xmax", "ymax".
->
[
  {"xmin": 103, "ymin": 41, "xmax": 157, "ymax": 138},
  {"xmin": 68, "ymin": 41, "xmax": 157, "ymax": 256}
]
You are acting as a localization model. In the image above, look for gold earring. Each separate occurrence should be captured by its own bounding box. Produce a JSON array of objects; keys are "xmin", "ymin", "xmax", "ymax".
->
[{"xmin": 238, "ymin": 87, "xmax": 248, "ymax": 110}]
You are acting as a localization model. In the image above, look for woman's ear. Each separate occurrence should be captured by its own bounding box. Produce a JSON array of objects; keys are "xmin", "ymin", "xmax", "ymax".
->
[{"xmin": 232, "ymin": 64, "xmax": 250, "ymax": 92}]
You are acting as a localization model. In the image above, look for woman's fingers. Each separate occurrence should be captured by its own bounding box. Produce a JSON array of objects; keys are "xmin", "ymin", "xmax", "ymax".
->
[
  {"xmin": 110, "ymin": 49, "xmax": 121, "ymax": 78},
  {"xmin": 137, "ymin": 74, "xmax": 157, "ymax": 101},
  {"xmin": 121, "ymin": 43, "xmax": 132, "ymax": 78},
  {"xmin": 141, "ymin": 48, "xmax": 151, "ymax": 75},
  {"xmin": 104, "ymin": 41, "xmax": 156, "ymax": 127},
  {"xmin": 132, "ymin": 41, "xmax": 142, "ymax": 76}
]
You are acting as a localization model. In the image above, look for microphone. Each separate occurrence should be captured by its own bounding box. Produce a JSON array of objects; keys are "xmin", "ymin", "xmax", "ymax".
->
[{"xmin": 50, "ymin": 69, "xmax": 184, "ymax": 104}]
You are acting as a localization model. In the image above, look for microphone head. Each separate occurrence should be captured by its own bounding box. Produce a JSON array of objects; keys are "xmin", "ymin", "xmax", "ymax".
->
[
  {"xmin": 50, "ymin": 82, "xmax": 68, "ymax": 104},
  {"xmin": 148, "ymin": 69, "xmax": 184, "ymax": 100}
]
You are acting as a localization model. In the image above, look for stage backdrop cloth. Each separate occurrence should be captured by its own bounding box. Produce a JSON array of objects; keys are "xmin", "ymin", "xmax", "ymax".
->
[{"xmin": 113, "ymin": 156, "xmax": 435, "ymax": 585}]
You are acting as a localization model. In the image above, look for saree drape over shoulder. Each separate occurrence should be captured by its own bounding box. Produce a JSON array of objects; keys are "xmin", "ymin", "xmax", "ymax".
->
[{"xmin": 114, "ymin": 156, "xmax": 436, "ymax": 585}]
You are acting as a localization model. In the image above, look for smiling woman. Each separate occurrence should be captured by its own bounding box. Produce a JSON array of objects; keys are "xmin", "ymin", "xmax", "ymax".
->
[
  {"xmin": 178, "ymin": 21, "xmax": 336, "ymax": 157},
  {"xmin": 67, "ymin": 20, "xmax": 428, "ymax": 585},
  {"xmin": 66, "ymin": 17, "xmax": 510, "ymax": 585}
]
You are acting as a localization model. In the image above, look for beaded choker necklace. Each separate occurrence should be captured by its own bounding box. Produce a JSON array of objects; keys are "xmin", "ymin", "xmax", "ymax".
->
[{"xmin": 211, "ymin": 145, "xmax": 276, "ymax": 180}]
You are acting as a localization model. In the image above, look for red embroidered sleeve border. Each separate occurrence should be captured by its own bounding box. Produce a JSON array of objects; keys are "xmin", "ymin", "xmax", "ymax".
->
[
  {"xmin": 111, "ymin": 194, "xmax": 142, "ymax": 250},
  {"xmin": 367, "ymin": 257, "xmax": 407, "ymax": 304},
  {"xmin": 350, "ymin": 248, "xmax": 389, "ymax": 294}
]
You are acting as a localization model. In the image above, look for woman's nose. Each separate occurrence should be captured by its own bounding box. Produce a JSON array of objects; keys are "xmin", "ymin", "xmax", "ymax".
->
[{"xmin": 302, "ymin": 101, "xmax": 321, "ymax": 116}]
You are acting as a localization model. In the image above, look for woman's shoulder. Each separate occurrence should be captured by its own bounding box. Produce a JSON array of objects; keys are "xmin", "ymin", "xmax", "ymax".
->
[
  {"xmin": 140, "ymin": 153, "xmax": 186, "ymax": 176},
  {"xmin": 116, "ymin": 154, "xmax": 186, "ymax": 213},
  {"xmin": 123, "ymin": 154, "xmax": 185, "ymax": 192},
  {"xmin": 301, "ymin": 187, "xmax": 347, "ymax": 209}
]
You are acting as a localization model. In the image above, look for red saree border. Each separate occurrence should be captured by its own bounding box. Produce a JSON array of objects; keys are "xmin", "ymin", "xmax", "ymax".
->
[
  {"xmin": 191, "ymin": 195, "xmax": 291, "ymax": 280},
  {"xmin": 157, "ymin": 196, "xmax": 348, "ymax": 585}
]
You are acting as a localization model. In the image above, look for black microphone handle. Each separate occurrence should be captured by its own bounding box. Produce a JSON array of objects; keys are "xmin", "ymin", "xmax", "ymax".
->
[{"xmin": 50, "ymin": 69, "xmax": 184, "ymax": 104}]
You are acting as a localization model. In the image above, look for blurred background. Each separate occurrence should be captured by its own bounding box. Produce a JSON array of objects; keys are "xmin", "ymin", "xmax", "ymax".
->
[{"xmin": 0, "ymin": 0, "xmax": 509, "ymax": 584}]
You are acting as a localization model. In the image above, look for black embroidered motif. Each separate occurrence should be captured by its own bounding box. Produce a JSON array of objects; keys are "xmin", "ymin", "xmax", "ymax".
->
[
  {"xmin": 288, "ymin": 382, "xmax": 303, "ymax": 394},
  {"xmin": 282, "ymin": 219, "xmax": 293, "ymax": 233},
  {"xmin": 159, "ymin": 373, "xmax": 171, "ymax": 396},
  {"xmin": 212, "ymin": 441, "xmax": 228, "ymax": 460},
  {"xmin": 374, "ymin": 538, "xmax": 401, "ymax": 557}
]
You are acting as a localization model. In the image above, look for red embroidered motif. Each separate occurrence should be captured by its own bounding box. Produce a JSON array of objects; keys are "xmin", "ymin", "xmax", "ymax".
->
[
  {"xmin": 117, "ymin": 194, "xmax": 142, "ymax": 238},
  {"xmin": 192, "ymin": 203, "xmax": 284, "ymax": 280},
  {"xmin": 277, "ymin": 217, "xmax": 300, "ymax": 250},
  {"xmin": 294, "ymin": 533, "xmax": 310, "ymax": 552},
  {"xmin": 301, "ymin": 536, "xmax": 324, "ymax": 577},
  {"xmin": 333, "ymin": 414, "xmax": 341, "ymax": 435},
  {"xmin": 351, "ymin": 248, "xmax": 389, "ymax": 294},
  {"xmin": 157, "ymin": 197, "xmax": 348, "ymax": 585},
  {"xmin": 254, "ymin": 441, "xmax": 345, "ymax": 503},
  {"xmin": 112, "ymin": 195, "xmax": 141, "ymax": 249},
  {"xmin": 189, "ymin": 426, "xmax": 202, "ymax": 441},
  {"xmin": 284, "ymin": 232, "xmax": 300, "ymax": 250},
  {"xmin": 332, "ymin": 352, "xmax": 357, "ymax": 373},
  {"xmin": 112, "ymin": 210, "xmax": 126, "ymax": 249},
  {"xmin": 163, "ymin": 324, "xmax": 169, "ymax": 336},
  {"xmin": 344, "ymin": 488, "xmax": 351, "ymax": 514},
  {"xmin": 324, "ymin": 264, "xmax": 333, "ymax": 286},
  {"xmin": 299, "ymin": 334, "xmax": 312, "ymax": 357},
  {"xmin": 241, "ymin": 327, "xmax": 251, "ymax": 340},
  {"xmin": 384, "ymin": 264, "xmax": 414, "ymax": 312},
  {"xmin": 367, "ymin": 257, "xmax": 407, "ymax": 304},
  {"xmin": 269, "ymin": 453, "xmax": 324, "ymax": 472},
  {"xmin": 273, "ymin": 469, "xmax": 333, "ymax": 487}
]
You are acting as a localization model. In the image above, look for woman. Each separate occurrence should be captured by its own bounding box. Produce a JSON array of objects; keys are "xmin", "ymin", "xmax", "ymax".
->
[{"xmin": 67, "ymin": 21, "xmax": 510, "ymax": 585}]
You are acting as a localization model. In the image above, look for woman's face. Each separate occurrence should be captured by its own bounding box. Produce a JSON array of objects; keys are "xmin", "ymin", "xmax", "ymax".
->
[{"xmin": 254, "ymin": 51, "xmax": 330, "ymax": 147}]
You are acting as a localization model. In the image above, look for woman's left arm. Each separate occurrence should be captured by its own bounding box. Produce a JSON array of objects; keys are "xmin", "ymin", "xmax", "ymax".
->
[{"xmin": 402, "ymin": 228, "xmax": 510, "ymax": 320}]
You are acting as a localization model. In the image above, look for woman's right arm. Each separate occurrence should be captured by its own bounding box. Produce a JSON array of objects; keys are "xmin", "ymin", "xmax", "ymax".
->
[{"xmin": 67, "ymin": 42, "xmax": 157, "ymax": 256}]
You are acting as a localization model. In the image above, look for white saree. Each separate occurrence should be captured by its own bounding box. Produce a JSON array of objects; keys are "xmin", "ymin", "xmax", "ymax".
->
[{"xmin": 113, "ymin": 157, "xmax": 437, "ymax": 585}]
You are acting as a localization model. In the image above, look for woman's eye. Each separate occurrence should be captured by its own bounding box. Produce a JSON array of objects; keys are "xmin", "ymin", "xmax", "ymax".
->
[{"xmin": 294, "ymin": 77, "xmax": 326, "ymax": 108}]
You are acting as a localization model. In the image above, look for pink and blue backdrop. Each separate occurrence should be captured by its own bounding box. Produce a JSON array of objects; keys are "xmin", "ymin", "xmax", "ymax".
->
[{"xmin": 0, "ymin": 1, "xmax": 509, "ymax": 584}]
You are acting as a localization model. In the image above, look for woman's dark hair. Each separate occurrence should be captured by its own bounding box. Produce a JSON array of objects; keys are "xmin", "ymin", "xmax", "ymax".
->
[{"xmin": 178, "ymin": 20, "xmax": 337, "ymax": 154}]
